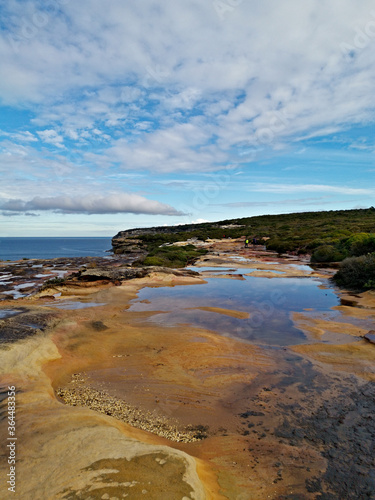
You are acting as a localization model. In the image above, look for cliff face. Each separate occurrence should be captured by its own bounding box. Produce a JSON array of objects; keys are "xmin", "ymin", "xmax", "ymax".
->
[
  {"xmin": 111, "ymin": 223, "xmax": 212, "ymax": 255},
  {"xmin": 111, "ymin": 237, "xmax": 146, "ymax": 256},
  {"xmin": 112, "ymin": 223, "xmax": 208, "ymax": 240}
]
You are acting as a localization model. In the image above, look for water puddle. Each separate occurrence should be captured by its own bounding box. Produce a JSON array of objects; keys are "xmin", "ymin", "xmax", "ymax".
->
[
  {"xmin": 43, "ymin": 301, "xmax": 106, "ymax": 310},
  {"xmin": 190, "ymin": 267, "xmax": 238, "ymax": 273},
  {"xmin": 0, "ymin": 273, "xmax": 14, "ymax": 286},
  {"xmin": 43, "ymin": 269, "xmax": 69, "ymax": 278},
  {"xmin": 287, "ymin": 263, "xmax": 313, "ymax": 271},
  {"xmin": 189, "ymin": 266, "xmax": 285, "ymax": 275},
  {"xmin": 130, "ymin": 275, "xmax": 341, "ymax": 346},
  {"xmin": 226, "ymin": 255, "xmax": 254, "ymax": 263},
  {"xmin": 320, "ymin": 331, "xmax": 362, "ymax": 344},
  {"xmin": 0, "ymin": 309, "xmax": 25, "ymax": 319},
  {"xmin": 2, "ymin": 290, "xmax": 27, "ymax": 299},
  {"xmin": 15, "ymin": 282, "xmax": 37, "ymax": 290}
]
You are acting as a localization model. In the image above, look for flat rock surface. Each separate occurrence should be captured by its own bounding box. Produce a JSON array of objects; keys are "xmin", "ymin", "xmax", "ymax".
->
[{"xmin": 1, "ymin": 239, "xmax": 375, "ymax": 499}]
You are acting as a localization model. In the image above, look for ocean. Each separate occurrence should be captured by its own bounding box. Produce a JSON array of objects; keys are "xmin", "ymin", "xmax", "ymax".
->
[{"xmin": 0, "ymin": 237, "xmax": 113, "ymax": 261}]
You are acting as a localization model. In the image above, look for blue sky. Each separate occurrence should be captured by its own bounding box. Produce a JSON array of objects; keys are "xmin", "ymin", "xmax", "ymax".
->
[{"xmin": 0, "ymin": 0, "xmax": 374, "ymax": 236}]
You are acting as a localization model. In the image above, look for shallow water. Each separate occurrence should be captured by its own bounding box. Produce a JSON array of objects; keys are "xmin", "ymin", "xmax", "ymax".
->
[
  {"xmin": 188, "ymin": 266, "xmax": 286, "ymax": 275},
  {"xmin": 43, "ymin": 300, "xmax": 107, "ymax": 310},
  {"xmin": 0, "ymin": 308, "xmax": 25, "ymax": 319},
  {"xmin": 130, "ymin": 275, "xmax": 341, "ymax": 346}
]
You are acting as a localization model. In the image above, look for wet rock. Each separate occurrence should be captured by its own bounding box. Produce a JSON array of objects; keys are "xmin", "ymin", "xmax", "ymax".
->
[
  {"xmin": 306, "ymin": 476, "xmax": 322, "ymax": 493},
  {"xmin": 364, "ymin": 331, "xmax": 375, "ymax": 344},
  {"xmin": 72, "ymin": 266, "xmax": 199, "ymax": 283},
  {"xmin": 0, "ymin": 310, "xmax": 55, "ymax": 343},
  {"xmin": 76, "ymin": 267, "xmax": 148, "ymax": 282},
  {"xmin": 239, "ymin": 410, "xmax": 265, "ymax": 418},
  {"xmin": 274, "ymin": 380, "xmax": 375, "ymax": 500}
]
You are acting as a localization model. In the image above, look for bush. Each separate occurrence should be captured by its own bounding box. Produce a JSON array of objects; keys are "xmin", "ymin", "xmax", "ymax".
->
[
  {"xmin": 311, "ymin": 245, "xmax": 346, "ymax": 263},
  {"xmin": 266, "ymin": 238, "xmax": 297, "ymax": 254},
  {"xmin": 333, "ymin": 253, "xmax": 375, "ymax": 289},
  {"xmin": 142, "ymin": 256, "xmax": 166, "ymax": 266},
  {"xmin": 343, "ymin": 233, "xmax": 375, "ymax": 256},
  {"xmin": 134, "ymin": 244, "xmax": 208, "ymax": 268},
  {"xmin": 41, "ymin": 277, "xmax": 66, "ymax": 290}
]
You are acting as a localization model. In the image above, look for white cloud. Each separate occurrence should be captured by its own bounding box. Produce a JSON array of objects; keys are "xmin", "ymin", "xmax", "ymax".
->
[
  {"xmin": 37, "ymin": 129, "xmax": 64, "ymax": 148},
  {"xmin": 0, "ymin": 193, "xmax": 184, "ymax": 216},
  {"xmin": 0, "ymin": 1, "xmax": 374, "ymax": 152},
  {"xmin": 0, "ymin": 0, "xmax": 375, "ymax": 234},
  {"xmin": 0, "ymin": 130, "xmax": 38, "ymax": 142},
  {"xmin": 191, "ymin": 218, "xmax": 210, "ymax": 224}
]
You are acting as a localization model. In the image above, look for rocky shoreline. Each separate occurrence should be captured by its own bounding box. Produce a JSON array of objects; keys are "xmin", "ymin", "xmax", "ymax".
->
[
  {"xmin": 0, "ymin": 254, "xmax": 200, "ymax": 302},
  {"xmin": 1, "ymin": 238, "xmax": 375, "ymax": 499}
]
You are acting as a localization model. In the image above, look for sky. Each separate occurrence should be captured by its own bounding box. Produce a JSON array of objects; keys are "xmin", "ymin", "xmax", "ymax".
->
[{"xmin": 0, "ymin": 0, "xmax": 375, "ymax": 236}]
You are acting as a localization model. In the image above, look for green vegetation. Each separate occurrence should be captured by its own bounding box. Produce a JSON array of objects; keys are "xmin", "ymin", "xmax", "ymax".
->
[
  {"xmin": 333, "ymin": 253, "xmax": 375, "ymax": 290},
  {"xmin": 134, "ymin": 244, "xmax": 208, "ymax": 268},
  {"xmin": 120, "ymin": 207, "xmax": 375, "ymax": 288},
  {"xmin": 41, "ymin": 277, "xmax": 66, "ymax": 290},
  {"xmin": 311, "ymin": 245, "xmax": 346, "ymax": 263},
  {"xmin": 128, "ymin": 207, "xmax": 375, "ymax": 261}
]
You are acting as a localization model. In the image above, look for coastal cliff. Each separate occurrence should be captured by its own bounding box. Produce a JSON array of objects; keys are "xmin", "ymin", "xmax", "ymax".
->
[
  {"xmin": 111, "ymin": 223, "xmax": 215, "ymax": 255},
  {"xmin": 112, "ymin": 224, "xmax": 212, "ymax": 254},
  {"xmin": 111, "ymin": 222, "xmax": 247, "ymax": 258},
  {"xmin": 112, "ymin": 208, "xmax": 375, "ymax": 268}
]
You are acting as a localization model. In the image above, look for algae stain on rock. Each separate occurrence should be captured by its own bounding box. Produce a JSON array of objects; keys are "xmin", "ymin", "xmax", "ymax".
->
[{"xmin": 59, "ymin": 453, "xmax": 194, "ymax": 500}]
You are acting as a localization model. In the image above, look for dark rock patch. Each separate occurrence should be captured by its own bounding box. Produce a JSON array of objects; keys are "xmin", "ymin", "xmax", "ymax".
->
[
  {"xmin": 364, "ymin": 331, "xmax": 375, "ymax": 344},
  {"xmin": 0, "ymin": 311, "xmax": 55, "ymax": 343},
  {"xmin": 88, "ymin": 321, "xmax": 108, "ymax": 331},
  {"xmin": 276, "ymin": 381, "xmax": 375, "ymax": 499}
]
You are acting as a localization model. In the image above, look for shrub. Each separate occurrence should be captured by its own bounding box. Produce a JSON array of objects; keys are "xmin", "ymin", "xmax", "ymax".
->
[
  {"xmin": 135, "ymin": 244, "xmax": 207, "ymax": 268},
  {"xmin": 333, "ymin": 253, "xmax": 375, "ymax": 289},
  {"xmin": 41, "ymin": 277, "xmax": 66, "ymax": 290},
  {"xmin": 45, "ymin": 277, "xmax": 65, "ymax": 285},
  {"xmin": 344, "ymin": 233, "xmax": 375, "ymax": 256},
  {"xmin": 311, "ymin": 245, "xmax": 345, "ymax": 263},
  {"xmin": 142, "ymin": 256, "xmax": 166, "ymax": 266},
  {"xmin": 266, "ymin": 238, "xmax": 297, "ymax": 254}
]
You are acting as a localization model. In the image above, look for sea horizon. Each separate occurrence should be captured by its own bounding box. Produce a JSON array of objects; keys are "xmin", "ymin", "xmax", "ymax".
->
[{"xmin": 0, "ymin": 236, "xmax": 113, "ymax": 261}]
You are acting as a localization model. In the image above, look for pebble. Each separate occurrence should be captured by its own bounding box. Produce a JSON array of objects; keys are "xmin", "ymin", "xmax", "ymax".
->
[{"xmin": 57, "ymin": 373, "xmax": 203, "ymax": 443}]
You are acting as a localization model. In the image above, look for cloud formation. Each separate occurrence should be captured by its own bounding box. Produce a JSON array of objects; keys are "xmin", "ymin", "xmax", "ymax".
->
[
  {"xmin": 0, "ymin": 1, "xmax": 374, "ymax": 233},
  {"xmin": 0, "ymin": 0, "xmax": 374, "ymax": 169},
  {"xmin": 1, "ymin": 194, "xmax": 183, "ymax": 216}
]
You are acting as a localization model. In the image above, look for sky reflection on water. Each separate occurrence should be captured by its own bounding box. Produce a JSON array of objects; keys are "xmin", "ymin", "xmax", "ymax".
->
[{"xmin": 130, "ymin": 275, "xmax": 340, "ymax": 346}]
